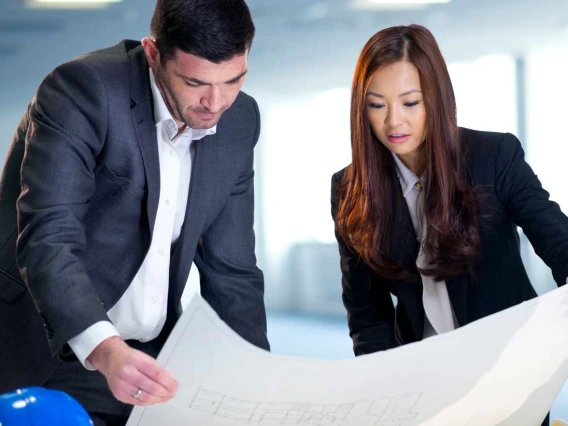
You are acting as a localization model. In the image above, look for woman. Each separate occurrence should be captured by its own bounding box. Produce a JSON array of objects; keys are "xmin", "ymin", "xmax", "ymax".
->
[{"xmin": 331, "ymin": 24, "xmax": 568, "ymax": 425}]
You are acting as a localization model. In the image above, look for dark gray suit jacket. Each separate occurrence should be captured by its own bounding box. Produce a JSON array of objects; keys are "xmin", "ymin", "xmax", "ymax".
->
[{"xmin": 0, "ymin": 40, "xmax": 269, "ymax": 393}]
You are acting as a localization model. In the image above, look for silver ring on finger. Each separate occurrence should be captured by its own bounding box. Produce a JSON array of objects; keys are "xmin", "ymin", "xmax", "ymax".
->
[{"xmin": 133, "ymin": 388, "xmax": 143, "ymax": 399}]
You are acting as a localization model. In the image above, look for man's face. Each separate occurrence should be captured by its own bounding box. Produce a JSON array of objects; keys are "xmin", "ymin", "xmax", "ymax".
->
[{"xmin": 143, "ymin": 38, "xmax": 248, "ymax": 129}]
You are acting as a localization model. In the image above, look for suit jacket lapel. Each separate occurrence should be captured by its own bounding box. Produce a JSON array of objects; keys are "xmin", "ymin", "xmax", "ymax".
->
[
  {"xmin": 390, "ymin": 177, "xmax": 420, "ymax": 269},
  {"xmin": 128, "ymin": 45, "xmax": 160, "ymax": 234},
  {"xmin": 390, "ymin": 186, "xmax": 469, "ymax": 334},
  {"xmin": 446, "ymin": 273, "xmax": 468, "ymax": 326},
  {"xmin": 388, "ymin": 166, "xmax": 425, "ymax": 339},
  {"xmin": 169, "ymin": 134, "xmax": 219, "ymax": 303}
]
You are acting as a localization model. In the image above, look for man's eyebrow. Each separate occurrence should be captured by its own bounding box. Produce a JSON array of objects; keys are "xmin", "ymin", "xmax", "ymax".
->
[
  {"xmin": 180, "ymin": 70, "xmax": 248, "ymax": 85},
  {"xmin": 226, "ymin": 70, "xmax": 248, "ymax": 83}
]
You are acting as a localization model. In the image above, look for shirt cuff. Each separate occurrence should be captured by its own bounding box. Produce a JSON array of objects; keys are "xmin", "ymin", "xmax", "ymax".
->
[{"xmin": 67, "ymin": 321, "xmax": 120, "ymax": 370}]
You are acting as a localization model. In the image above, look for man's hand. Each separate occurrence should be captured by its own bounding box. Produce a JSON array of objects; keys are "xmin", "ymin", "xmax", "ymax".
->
[{"xmin": 87, "ymin": 336, "xmax": 178, "ymax": 406}]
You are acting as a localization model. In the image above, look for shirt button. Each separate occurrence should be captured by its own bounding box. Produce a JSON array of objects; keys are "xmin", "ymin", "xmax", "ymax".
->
[
  {"xmin": 414, "ymin": 181, "xmax": 423, "ymax": 190},
  {"xmin": 169, "ymin": 148, "xmax": 175, "ymax": 156},
  {"xmin": 158, "ymin": 248, "xmax": 165, "ymax": 255},
  {"xmin": 165, "ymin": 199, "xmax": 170, "ymax": 206},
  {"xmin": 151, "ymin": 296, "xmax": 158, "ymax": 303}
]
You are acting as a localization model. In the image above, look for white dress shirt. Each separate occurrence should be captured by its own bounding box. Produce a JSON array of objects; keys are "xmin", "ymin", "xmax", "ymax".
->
[
  {"xmin": 68, "ymin": 70, "xmax": 216, "ymax": 368},
  {"xmin": 392, "ymin": 153, "xmax": 458, "ymax": 338}
]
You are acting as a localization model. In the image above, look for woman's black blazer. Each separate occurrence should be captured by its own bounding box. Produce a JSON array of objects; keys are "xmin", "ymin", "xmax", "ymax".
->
[{"xmin": 331, "ymin": 127, "xmax": 568, "ymax": 355}]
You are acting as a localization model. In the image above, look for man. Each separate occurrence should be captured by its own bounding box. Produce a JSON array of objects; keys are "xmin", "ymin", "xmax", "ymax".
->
[{"xmin": 0, "ymin": 0, "xmax": 269, "ymax": 423}]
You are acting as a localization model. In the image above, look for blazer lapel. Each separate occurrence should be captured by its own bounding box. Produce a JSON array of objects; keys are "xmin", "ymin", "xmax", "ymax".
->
[
  {"xmin": 388, "ymin": 167, "xmax": 424, "ymax": 339},
  {"xmin": 390, "ymin": 190, "xmax": 420, "ymax": 268},
  {"xmin": 128, "ymin": 45, "xmax": 160, "ymax": 234},
  {"xmin": 386, "ymin": 157, "xmax": 470, "ymax": 335},
  {"xmin": 169, "ymin": 134, "xmax": 220, "ymax": 302},
  {"xmin": 446, "ymin": 273, "xmax": 468, "ymax": 326}
]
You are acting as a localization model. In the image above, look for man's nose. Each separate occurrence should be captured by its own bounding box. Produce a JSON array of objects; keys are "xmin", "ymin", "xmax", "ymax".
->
[{"xmin": 201, "ymin": 86, "xmax": 223, "ymax": 114}]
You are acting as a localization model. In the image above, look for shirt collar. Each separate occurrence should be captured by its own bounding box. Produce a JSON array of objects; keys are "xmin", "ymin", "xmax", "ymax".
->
[
  {"xmin": 392, "ymin": 152, "xmax": 423, "ymax": 198},
  {"xmin": 149, "ymin": 69, "xmax": 217, "ymax": 141}
]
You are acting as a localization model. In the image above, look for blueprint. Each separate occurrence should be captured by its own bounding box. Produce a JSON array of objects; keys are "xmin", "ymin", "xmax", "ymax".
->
[{"xmin": 126, "ymin": 285, "xmax": 568, "ymax": 426}]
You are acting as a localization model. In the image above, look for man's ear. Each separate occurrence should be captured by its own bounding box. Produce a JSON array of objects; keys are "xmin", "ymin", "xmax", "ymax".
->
[{"xmin": 141, "ymin": 37, "xmax": 160, "ymax": 71}]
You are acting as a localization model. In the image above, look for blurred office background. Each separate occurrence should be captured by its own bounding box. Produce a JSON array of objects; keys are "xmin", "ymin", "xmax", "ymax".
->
[{"xmin": 2, "ymin": 0, "xmax": 568, "ymax": 420}]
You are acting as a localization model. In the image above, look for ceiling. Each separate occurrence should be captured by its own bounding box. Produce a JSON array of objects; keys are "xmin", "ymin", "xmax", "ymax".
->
[{"xmin": 1, "ymin": 0, "xmax": 568, "ymax": 99}]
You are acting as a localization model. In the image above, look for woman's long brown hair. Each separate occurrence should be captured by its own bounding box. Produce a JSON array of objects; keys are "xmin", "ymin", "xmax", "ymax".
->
[{"xmin": 335, "ymin": 24, "xmax": 479, "ymax": 282}]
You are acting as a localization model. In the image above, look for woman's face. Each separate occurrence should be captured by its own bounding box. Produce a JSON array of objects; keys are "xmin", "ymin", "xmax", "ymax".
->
[{"xmin": 366, "ymin": 60, "xmax": 427, "ymax": 173}]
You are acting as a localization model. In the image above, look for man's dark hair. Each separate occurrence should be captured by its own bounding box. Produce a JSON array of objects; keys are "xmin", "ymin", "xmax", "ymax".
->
[{"xmin": 150, "ymin": 0, "xmax": 255, "ymax": 64}]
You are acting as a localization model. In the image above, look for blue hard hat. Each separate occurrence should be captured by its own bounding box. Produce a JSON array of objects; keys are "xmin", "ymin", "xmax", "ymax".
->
[{"xmin": 0, "ymin": 387, "xmax": 94, "ymax": 426}]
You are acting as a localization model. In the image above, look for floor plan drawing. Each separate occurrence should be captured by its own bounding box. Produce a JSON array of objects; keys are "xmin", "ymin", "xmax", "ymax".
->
[
  {"xmin": 189, "ymin": 388, "xmax": 421, "ymax": 425},
  {"xmin": 126, "ymin": 285, "xmax": 568, "ymax": 426}
]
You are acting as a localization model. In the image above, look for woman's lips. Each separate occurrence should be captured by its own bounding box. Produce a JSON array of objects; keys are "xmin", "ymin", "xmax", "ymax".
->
[{"xmin": 388, "ymin": 134, "xmax": 409, "ymax": 143}]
